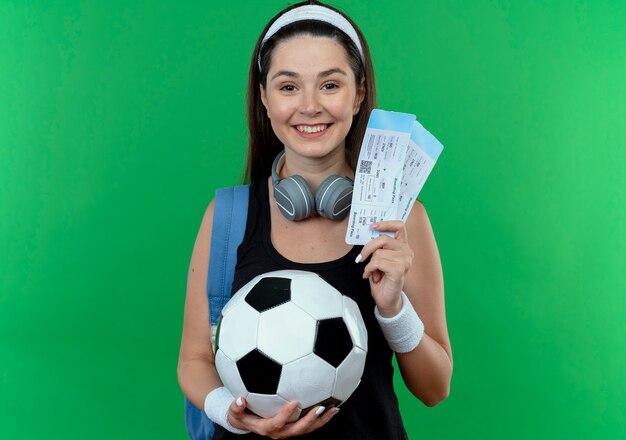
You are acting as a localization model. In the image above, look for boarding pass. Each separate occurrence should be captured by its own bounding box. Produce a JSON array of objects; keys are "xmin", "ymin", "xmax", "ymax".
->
[{"xmin": 345, "ymin": 109, "xmax": 444, "ymax": 245}]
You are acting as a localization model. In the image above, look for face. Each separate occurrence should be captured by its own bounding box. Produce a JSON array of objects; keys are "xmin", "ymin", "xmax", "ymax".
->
[{"xmin": 260, "ymin": 36, "xmax": 365, "ymax": 161}]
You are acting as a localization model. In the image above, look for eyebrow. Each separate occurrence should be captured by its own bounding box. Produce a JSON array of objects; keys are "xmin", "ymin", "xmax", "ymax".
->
[{"xmin": 270, "ymin": 68, "xmax": 348, "ymax": 82}]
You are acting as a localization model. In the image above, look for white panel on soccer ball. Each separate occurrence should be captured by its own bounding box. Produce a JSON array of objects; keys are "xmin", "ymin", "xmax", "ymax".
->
[
  {"xmin": 342, "ymin": 296, "xmax": 368, "ymax": 350},
  {"xmin": 218, "ymin": 302, "xmax": 260, "ymax": 361},
  {"xmin": 290, "ymin": 276, "xmax": 343, "ymax": 320},
  {"xmin": 277, "ymin": 353, "xmax": 336, "ymax": 409},
  {"xmin": 332, "ymin": 346, "xmax": 366, "ymax": 401},
  {"xmin": 215, "ymin": 349, "xmax": 248, "ymax": 400},
  {"xmin": 246, "ymin": 393, "xmax": 300, "ymax": 421},
  {"xmin": 257, "ymin": 302, "xmax": 316, "ymax": 364},
  {"xmin": 220, "ymin": 282, "xmax": 250, "ymax": 317}
]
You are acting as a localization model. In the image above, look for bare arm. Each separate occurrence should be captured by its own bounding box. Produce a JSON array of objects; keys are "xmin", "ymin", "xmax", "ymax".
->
[
  {"xmin": 396, "ymin": 201, "xmax": 452, "ymax": 406},
  {"xmin": 177, "ymin": 200, "xmax": 223, "ymax": 409},
  {"xmin": 358, "ymin": 201, "xmax": 452, "ymax": 407}
]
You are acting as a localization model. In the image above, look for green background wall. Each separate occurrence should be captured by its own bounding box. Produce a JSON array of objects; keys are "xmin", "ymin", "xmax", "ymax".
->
[{"xmin": 1, "ymin": 0, "xmax": 624, "ymax": 438}]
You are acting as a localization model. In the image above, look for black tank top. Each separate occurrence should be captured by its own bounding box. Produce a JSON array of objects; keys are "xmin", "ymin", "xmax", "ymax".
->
[{"xmin": 213, "ymin": 181, "xmax": 409, "ymax": 440}]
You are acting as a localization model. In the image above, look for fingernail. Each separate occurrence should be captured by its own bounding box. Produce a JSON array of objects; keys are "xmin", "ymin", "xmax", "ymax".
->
[
  {"xmin": 333, "ymin": 407, "xmax": 340, "ymax": 415},
  {"xmin": 236, "ymin": 397, "xmax": 243, "ymax": 407},
  {"xmin": 370, "ymin": 222, "xmax": 379, "ymax": 229},
  {"xmin": 354, "ymin": 254, "xmax": 362, "ymax": 264},
  {"xmin": 315, "ymin": 406, "xmax": 326, "ymax": 416}
]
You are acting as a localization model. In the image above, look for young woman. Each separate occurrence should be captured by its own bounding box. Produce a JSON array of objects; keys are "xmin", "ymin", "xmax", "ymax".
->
[{"xmin": 178, "ymin": 2, "xmax": 452, "ymax": 439}]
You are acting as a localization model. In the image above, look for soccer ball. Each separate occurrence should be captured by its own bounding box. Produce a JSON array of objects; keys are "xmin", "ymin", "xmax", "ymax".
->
[{"xmin": 215, "ymin": 270, "xmax": 368, "ymax": 420}]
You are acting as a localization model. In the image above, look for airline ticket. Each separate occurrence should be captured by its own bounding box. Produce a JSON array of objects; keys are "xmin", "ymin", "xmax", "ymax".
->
[{"xmin": 345, "ymin": 109, "xmax": 444, "ymax": 245}]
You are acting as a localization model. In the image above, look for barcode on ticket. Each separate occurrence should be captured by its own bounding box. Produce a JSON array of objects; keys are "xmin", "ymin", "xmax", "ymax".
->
[{"xmin": 359, "ymin": 160, "xmax": 373, "ymax": 174}]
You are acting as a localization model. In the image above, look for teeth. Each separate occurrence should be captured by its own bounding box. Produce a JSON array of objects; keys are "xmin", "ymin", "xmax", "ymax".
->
[{"xmin": 296, "ymin": 124, "xmax": 328, "ymax": 133}]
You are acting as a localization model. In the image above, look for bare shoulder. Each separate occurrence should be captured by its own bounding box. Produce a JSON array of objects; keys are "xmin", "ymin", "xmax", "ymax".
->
[
  {"xmin": 403, "ymin": 199, "xmax": 443, "ymax": 304},
  {"xmin": 405, "ymin": 200, "xmax": 438, "ymax": 251},
  {"xmin": 188, "ymin": 199, "xmax": 216, "ymax": 277},
  {"xmin": 406, "ymin": 199, "xmax": 428, "ymax": 223}
]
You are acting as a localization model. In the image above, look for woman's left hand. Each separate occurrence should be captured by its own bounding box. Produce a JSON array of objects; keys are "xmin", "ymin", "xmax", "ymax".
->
[{"xmin": 357, "ymin": 221, "xmax": 414, "ymax": 317}]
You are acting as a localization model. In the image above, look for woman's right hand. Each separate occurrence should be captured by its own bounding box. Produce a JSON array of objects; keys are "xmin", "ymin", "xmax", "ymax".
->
[{"xmin": 227, "ymin": 397, "xmax": 338, "ymax": 439}]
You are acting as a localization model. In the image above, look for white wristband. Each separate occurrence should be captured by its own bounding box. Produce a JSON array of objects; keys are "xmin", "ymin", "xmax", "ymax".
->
[
  {"xmin": 203, "ymin": 387, "xmax": 250, "ymax": 435},
  {"xmin": 374, "ymin": 292, "xmax": 424, "ymax": 353}
]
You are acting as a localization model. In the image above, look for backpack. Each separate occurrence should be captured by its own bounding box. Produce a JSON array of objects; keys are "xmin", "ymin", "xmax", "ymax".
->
[{"xmin": 184, "ymin": 185, "xmax": 250, "ymax": 440}]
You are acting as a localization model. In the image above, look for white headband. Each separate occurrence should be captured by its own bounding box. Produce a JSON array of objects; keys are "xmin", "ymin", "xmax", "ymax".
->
[{"xmin": 258, "ymin": 4, "xmax": 364, "ymax": 70}]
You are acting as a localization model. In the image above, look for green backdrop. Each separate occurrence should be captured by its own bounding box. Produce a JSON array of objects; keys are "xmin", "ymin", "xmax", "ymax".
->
[{"xmin": 1, "ymin": 1, "xmax": 624, "ymax": 438}]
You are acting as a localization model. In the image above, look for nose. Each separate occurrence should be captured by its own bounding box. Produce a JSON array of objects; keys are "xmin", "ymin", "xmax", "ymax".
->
[{"xmin": 298, "ymin": 89, "xmax": 322, "ymax": 116}]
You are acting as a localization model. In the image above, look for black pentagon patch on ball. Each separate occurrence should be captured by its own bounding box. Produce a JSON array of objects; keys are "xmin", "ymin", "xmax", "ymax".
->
[
  {"xmin": 237, "ymin": 349, "xmax": 282, "ymax": 394},
  {"xmin": 314, "ymin": 318, "xmax": 353, "ymax": 368},
  {"xmin": 245, "ymin": 277, "xmax": 291, "ymax": 312},
  {"xmin": 214, "ymin": 315, "xmax": 223, "ymax": 351}
]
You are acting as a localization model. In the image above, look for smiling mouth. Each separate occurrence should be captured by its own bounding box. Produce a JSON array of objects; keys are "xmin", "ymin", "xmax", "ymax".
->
[{"xmin": 294, "ymin": 124, "xmax": 330, "ymax": 134}]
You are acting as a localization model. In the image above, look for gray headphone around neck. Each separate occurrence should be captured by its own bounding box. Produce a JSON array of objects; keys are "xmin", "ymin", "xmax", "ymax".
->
[{"xmin": 271, "ymin": 150, "xmax": 353, "ymax": 222}]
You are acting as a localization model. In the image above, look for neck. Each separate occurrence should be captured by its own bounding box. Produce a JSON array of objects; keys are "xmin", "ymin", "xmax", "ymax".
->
[{"xmin": 280, "ymin": 149, "xmax": 354, "ymax": 192}]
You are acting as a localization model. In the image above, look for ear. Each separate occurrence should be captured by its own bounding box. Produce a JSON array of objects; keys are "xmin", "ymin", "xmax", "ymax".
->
[
  {"xmin": 353, "ymin": 77, "xmax": 366, "ymax": 115},
  {"xmin": 260, "ymin": 83, "xmax": 270, "ymax": 118}
]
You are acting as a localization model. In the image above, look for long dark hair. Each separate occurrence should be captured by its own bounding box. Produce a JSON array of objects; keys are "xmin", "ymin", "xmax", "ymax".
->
[{"xmin": 243, "ymin": 0, "xmax": 376, "ymax": 183}]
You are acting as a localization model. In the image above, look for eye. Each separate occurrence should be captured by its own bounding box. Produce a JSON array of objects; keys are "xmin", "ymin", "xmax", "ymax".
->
[
  {"xmin": 280, "ymin": 84, "xmax": 297, "ymax": 92},
  {"xmin": 322, "ymin": 82, "xmax": 339, "ymax": 90}
]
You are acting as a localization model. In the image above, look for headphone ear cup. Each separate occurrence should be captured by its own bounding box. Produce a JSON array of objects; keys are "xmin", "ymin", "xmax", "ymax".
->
[
  {"xmin": 315, "ymin": 176, "xmax": 354, "ymax": 221},
  {"xmin": 274, "ymin": 175, "xmax": 316, "ymax": 221}
]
